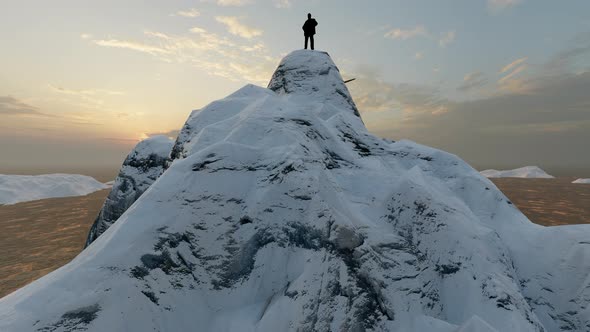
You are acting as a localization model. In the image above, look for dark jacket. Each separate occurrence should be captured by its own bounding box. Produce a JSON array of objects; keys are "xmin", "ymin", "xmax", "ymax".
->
[{"xmin": 302, "ymin": 18, "xmax": 318, "ymax": 36}]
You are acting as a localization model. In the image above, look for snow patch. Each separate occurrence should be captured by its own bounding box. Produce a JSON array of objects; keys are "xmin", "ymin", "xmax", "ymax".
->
[
  {"xmin": 572, "ymin": 178, "xmax": 590, "ymax": 184},
  {"xmin": 480, "ymin": 166, "xmax": 554, "ymax": 178},
  {"xmin": 0, "ymin": 174, "xmax": 108, "ymax": 205}
]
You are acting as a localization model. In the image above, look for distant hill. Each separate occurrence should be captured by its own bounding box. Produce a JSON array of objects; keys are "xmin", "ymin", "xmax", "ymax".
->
[
  {"xmin": 480, "ymin": 166, "xmax": 554, "ymax": 178},
  {"xmin": 0, "ymin": 174, "xmax": 108, "ymax": 205}
]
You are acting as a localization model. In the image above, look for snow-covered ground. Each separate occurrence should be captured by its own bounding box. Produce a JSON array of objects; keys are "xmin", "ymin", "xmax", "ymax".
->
[
  {"xmin": 572, "ymin": 178, "xmax": 590, "ymax": 184},
  {"xmin": 480, "ymin": 166, "xmax": 554, "ymax": 178},
  {"xmin": 1, "ymin": 51, "xmax": 589, "ymax": 332},
  {"xmin": 0, "ymin": 174, "xmax": 109, "ymax": 205}
]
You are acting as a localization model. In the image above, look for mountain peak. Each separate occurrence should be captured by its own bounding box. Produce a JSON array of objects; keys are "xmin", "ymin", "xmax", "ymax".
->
[{"xmin": 268, "ymin": 50, "xmax": 361, "ymax": 118}]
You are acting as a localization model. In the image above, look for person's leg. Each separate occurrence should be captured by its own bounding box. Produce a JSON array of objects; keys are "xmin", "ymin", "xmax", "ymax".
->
[
  {"xmin": 310, "ymin": 35, "xmax": 314, "ymax": 50},
  {"xmin": 304, "ymin": 36, "xmax": 308, "ymax": 49}
]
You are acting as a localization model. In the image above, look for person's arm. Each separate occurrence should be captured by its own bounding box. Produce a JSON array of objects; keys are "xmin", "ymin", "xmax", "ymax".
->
[{"xmin": 314, "ymin": 20, "xmax": 318, "ymax": 26}]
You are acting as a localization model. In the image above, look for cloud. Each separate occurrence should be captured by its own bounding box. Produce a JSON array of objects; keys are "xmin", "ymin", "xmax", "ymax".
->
[
  {"xmin": 500, "ymin": 57, "xmax": 528, "ymax": 74},
  {"xmin": 273, "ymin": 0, "xmax": 292, "ymax": 8},
  {"xmin": 415, "ymin": 52, "xmax": 424, "ymax": 60},
  {"xmin": 93, "ymin": 39, "xmax": 171, "ymax": 56},
  {"xmin": 544, "ymin": 43, "xmax": 590, "ymax": 74},
  {"xmin": 80, "ymin": 33, "xmax": 92, "ymax": 39},
  {"xmin": 498, "ymin": 63, "xmax": 527, "ymax": 83},
  {"xmin": 458, "ymin": 72, "xmax": 489, "ymax": 91},
  {"xmin": 384, "ymin": 25, "xmax": 428, "ymax": 40},
  {"xmin": 439, "ymin": 30, "xmax": 456, "ymax": 47},
  {"xmin": 215, "ymin": 0, "xmax": 252, "ymax": 6},
  {"xmin": 47, "ymin": 84, "xmax": 125, "ymax": 112},
  {"xmin": 383, "ymin": 26, "xmax": 455, "ymax": 48},
  {"xmin": 215, "ymin": 16, "xmax": 263, "ymax": 39},
  {"xmin": 498, "ymin": 57, "xmax": 529, "ymax": 93},
  {"xmin": 146, "ymin": 129, "xmax": 181, "ymax": 140},
  {"xmin": 393, "ymin": 71, "xmax": 590, "ymax": 167},
  {"xmin": 90, "ymin": 27, "xmax": 277, "ymax": 85},
  {"xmin": 176, "ymin": 8, "xmax": 201, "ymax": 17},
  {"xmin": 487, "ymin": 0, "xmax": 523, "ymax": 12},
  {"xmin": 347, "ymin": 66, "xmax": 447, "ymax": 115},
  {"xmin": 0, "ymin": 96, "xmax": 54, "ymax": 117},
  {"xmin": 349, "ymin": 52, "xmax": 590, "ymax": 170},
  {"xmin": 48, "ymin": 85, "xmax": 124, "ymax": 97}
]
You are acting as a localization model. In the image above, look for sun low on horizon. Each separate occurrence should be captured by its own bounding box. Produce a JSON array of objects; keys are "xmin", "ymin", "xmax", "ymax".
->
[{"xmin": 1, "ymin": 0, "xmax": 589, "ymax": 174}]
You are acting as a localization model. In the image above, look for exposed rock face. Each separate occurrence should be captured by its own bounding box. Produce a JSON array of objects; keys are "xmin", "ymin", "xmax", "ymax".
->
[
  {"xmin": 85, "ymin": 135, "xmax": 173, "ymax": 247},
  {"xmin": 2, "ymin": 50, "xmax": 590, "ymax": 332}
]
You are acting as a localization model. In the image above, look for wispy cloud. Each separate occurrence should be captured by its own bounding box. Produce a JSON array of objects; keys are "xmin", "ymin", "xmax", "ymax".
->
[
  {"xmin": 384, "ymin": 25, "xmax": 428, "ymax": 40},
  {"xmin": 488, "ymin": 0, "xmax": 524, "ymax": 13},
  {"xmin": 458, "ymin": 72, "xmax": 489, "ymax": 91},
  {"xmin": 47, "ymin": 84, "xmax": 126, "ymax": 112},
  {"xmin": 48, "ymin": 85, "xmax": 124, "ymax": 97},
  {"xmin": 498, "ymin": 57, "xmax": 529, "ymax": 93},
  {"xmin": 93, "ymin": 39, "xmax": 172, "ymax": 56},
  {"xmin": 175, "ymin": 8, "xmax": 201, "ymax": 17},
  {"xmin": 350, "ymin": 66, "xmax": 590, "ymax": 169},
  {"xmin": 0, "ymin": 96, "xmax": 54, "ymax": 117},
  {"xmin": 384, "ymin": 26, "xmax": 455, "ymax": 48},
  {"xmin": 215, "ymin": 0, "xmax": 252, "ymax": 6},
  {"xmin": 349, "ymin": 41, "xmax": 590, "ymax": 169},
  {"xmin": 215, "ymin": 16, "xmax": 263, "ymax": 39},
  {"xmin": 273, "ymin": 0, "xmax": 292, "ymax": 8},
  {"xmin": 347, "ymin": 66, "xmax": 448, "ymax": 115},
  {"xmin": 500, "ymin": 57, "xmax": 528, "ymax": 73},
  {"xmin": 89, "ymin": 26, "xmax": 277, "ymax": 85},
  {"xmin": 439, "ymin": 30, "xmax": 456, "ymax": 47}
]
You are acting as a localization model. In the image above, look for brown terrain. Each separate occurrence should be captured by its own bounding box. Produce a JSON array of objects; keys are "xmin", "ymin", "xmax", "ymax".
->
[
  {"xmin": 0, "ymin": 190, "xmax": 110, "ymax": 299},
  {"xmin": 0, "ymin": 175, "xmax": 589, "ymax": 299},
  {"xmin": 491, "ymin": 177, "xmax": 590, "ymax": 226}
]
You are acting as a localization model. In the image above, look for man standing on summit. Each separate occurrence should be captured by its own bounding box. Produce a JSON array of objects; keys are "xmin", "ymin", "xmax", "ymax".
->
[{"xmin": 302, "ymin": 13, "xmax": 318, "ymax": 50}]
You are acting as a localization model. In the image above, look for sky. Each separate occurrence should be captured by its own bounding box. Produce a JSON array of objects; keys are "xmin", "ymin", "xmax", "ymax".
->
[{"xmin": 1, "ymin": 0, "xmax": 589, "ymax": 174}]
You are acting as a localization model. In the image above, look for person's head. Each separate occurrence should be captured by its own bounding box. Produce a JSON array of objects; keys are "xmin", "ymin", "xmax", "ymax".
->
[{"xmin": 307, "ymin": 13, "xmax": 312, "ymax": 19}]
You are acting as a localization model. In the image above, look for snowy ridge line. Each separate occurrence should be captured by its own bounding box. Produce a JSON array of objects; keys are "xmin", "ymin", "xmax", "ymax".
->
[{"xmin": 1, "ymin": 50, "xmax": 589, "ymax": 332}]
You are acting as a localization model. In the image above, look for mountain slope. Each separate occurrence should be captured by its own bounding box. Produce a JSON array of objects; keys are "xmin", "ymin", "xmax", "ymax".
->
[
  {"xmin": 1, "ymin": 50, "xmax": 589, "ymax": 332},
  {"xmin": 85, "ymin": 135, "xmax": 173, "ymax": 247}
]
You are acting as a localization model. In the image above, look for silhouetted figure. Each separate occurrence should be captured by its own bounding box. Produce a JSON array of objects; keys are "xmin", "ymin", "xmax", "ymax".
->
[{"xmin": 302, "ymin": 13, "xmax": 318, "ymax": 50}]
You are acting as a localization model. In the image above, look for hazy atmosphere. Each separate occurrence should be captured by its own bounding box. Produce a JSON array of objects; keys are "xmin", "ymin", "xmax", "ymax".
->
[{"xmin": 1, "ymin": 0, "xmax": 589, "ymax": 175}]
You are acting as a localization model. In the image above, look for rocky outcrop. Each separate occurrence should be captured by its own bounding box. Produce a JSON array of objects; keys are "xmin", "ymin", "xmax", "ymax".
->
[{"xmin": 85, "ymin": 135, "xmax": 173, "ymax": 247}]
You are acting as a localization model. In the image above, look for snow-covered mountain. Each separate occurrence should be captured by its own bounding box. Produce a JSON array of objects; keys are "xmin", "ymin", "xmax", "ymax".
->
[
  {"xmin": 572, "ymin": 178, "xmax": 590, "ymax": 184},
  {"xmin": 0, "ymin": 173, "xmax": 108, "ymax": 205},
  {"xmin": 480, "ymin": 166, "xmax": 554, "ymax": 178},
  {"xmin": 85, "ymin": 135, "xmax": 174, "ymax": 247},
  {"xmin": 2, "ymin": 50, "xmax": 590, "ymax": 332}
]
